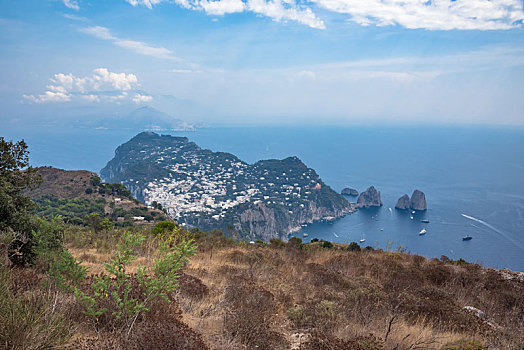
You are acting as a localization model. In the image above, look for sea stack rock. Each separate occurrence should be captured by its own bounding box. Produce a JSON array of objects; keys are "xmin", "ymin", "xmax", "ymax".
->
[
  {"xmin": 395, "ymin": 194, "xmax": 410, "ymax": 210},
  {"xmin": 410, "ymin": 190, "xmax": 427, "ymax": 211},
  {"xmin": 341, "ymin": 188, "xmax": 359, "ymax": 196},
  {"xmin": 356, "ymin": 186, "xmax": 382, "ymax": 208}
]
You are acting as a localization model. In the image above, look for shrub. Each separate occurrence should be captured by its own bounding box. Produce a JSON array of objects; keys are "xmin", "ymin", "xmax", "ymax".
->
[
  {"xmin": 50, "ymin": 232, "xmax": 197, "ymax": 335},
  {"xmin": 270, "ymin": 238, "xmax": 286, "ymax": 248},
  {"xmin": 151, "ymin": 220, "xmax": 178, "ymax": 236},
  {"xmin": 287, "ymin": 236, "xmax": 302, "ymax": 248},
  {"xmin": 321, "ymin": 240, "xmax": 334, "ymax": 249},
  {"xmin": 287, "ymin": 306, "xmax": 312, "ymax": 328},
  {"xmin": 347, "ymin": 242, "xmax": 361, "ymax": 251},
  {"xmin": 0, "ymin": 266, "xmax": 73, "ymax": 349}
]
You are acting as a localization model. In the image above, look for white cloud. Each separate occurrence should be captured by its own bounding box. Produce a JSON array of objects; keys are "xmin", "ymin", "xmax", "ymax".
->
[
  {"xmin": 80, "ymin": 26, "xmax": 178, "ymax": 60},
  {"xmin": 132, "ymin": 94, "xmax": 154, "ymax": 103},
  {"xmin": 126, "ymin": 0, "xmax": 325, "ymax": 29},
  {"xmin": 23, "ymin": 68, "xmax": 146, "ymax": 104},
  {"xmin": 126, "ymin": 0, "xmax": 164, "ymax": 9},
  {"xmin": 63, "ymin": 0, "xmax": 80, "ymax": 11},
  {"xmin": 81, "ymin": 26, "xmax": 115, "ymax": 40},
  {"xmin": 23, "ymin": 91, "xmax": 71, "ymax": 103},
  {"xmin": 115, "ymin": 40, "xmax": 174, "ymax": 60},
  {"xmin": 124, "ymin": 0, "xmax": 524, "ymax": 30},
  {"xmin": 312, "ymin": 0, "xmax": 524, "ymax": 30},
  {"xmin": 247, "ymin": 0, "xmax": 325, "ymax": 29},
  {"xmin": 199, "ymin": 0, "xmax": 246, "ymax": 15}
]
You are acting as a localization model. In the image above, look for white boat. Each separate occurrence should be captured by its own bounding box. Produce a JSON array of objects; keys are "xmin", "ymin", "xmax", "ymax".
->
[
  {"xmin": 359, "ymin": 233, "xmax": 366, "ymax": 243},
  {"xmin": 303, "ymin": 233, "xmax": 309, "ymax": 237},
  {"xmin": 412, "ymin": 210, "xmax": 416, "ymax": 214},
  {"xmin": 419, "ymin": 228, "xmax": 427, "ymax": 235},
  {"xmin": 410, "ymin": 216, "xmax": 414, "ymax": 220},
  {"xmin": 380, "ymin": 228, "xmax": 384, "ymax": 231}
]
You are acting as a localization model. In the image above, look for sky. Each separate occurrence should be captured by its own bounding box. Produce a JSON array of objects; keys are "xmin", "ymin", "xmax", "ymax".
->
[{"xmin": 1, "ymin": 0, "xmax": 523, "ymax": 126}]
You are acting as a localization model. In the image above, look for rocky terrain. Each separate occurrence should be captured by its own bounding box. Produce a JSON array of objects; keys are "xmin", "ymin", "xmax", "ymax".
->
[
  {"xmin": 100, "ymin": 132, "xmax": 354, "ymax": 240},
  {"xmin": 395, "ymin": 190, "xmax": 427, "ymax": 211},
  {"xmin": 341, "ymin": 187, "xmax": 359, "ymax": 196},
  {"xmin": 395, "ymin": 194, "xmax": 410, "ymax": 210},
  {"xmin": 410, "ymin": 189, "xmax": 427, "ymax": 210},
  {"xmin": 356, "ymin": 186, "xmax": 382, "ymax": 208}
]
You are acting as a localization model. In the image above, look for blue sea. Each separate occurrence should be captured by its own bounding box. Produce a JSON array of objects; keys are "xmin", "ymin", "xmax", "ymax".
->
[{"xmin": 3, "ymin": 125, "xmax": 524, "ymax": 271}]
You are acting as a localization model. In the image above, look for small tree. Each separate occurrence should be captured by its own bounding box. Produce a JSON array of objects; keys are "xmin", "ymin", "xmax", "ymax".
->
[
  {"xmin": 0, "ymin": 137, "xmax": 41, "ymax": 265},
  {"xmin": 49, "ymin": 232, "xmax": 196, "ymax": 335},
  {"xmin": 85, "ymin": 213, "xmax": 102, "ymax": 234},
  {"xmin": 151, "ymin": 220, "xmax": 177, "ymax": 236}
]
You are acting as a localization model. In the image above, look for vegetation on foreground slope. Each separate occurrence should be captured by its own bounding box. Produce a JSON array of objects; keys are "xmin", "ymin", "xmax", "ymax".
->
[
  {"xmin": 2, "ymin": 222, "xmax": 524, "ymax": 349},
  {"xmin": 1, "ymin": 137, "xmax": 523, "ymax": 349}
]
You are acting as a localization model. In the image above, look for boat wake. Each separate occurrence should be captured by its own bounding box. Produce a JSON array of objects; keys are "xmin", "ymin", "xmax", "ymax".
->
[{"xmin": 461, "ymin": 213, "xmax": 524, "ymax": 251}]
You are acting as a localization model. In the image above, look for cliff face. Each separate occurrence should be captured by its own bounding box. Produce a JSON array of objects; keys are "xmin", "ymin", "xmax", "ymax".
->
[
  {"xmin": 356, "ymin": 186, "xmax": 382, "ymax": 208},
  {"xmin": 395, "ymin": 194, "xmax": 410, "ymax": 210},
  {"xmin": 410, "ymin": 190, "xmax": 427, "ymax": 211},
  {"xmin": 101, "ymin": 132, "xmax": 354, "ymax": 240}
]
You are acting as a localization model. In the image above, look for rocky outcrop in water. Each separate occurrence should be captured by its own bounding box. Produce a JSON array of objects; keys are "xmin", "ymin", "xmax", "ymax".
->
[
  {"xmin": 356, "ymin": 186, "xmax": 382, "ymax": 208},
  {"xmin": 395, "ymin": 194, "xmax": 410, "ymax": 210},
  {"xmin": 410, "ymin": 190, "xmax": 427, "ymax": 211},
  {"xmin": 341, "ymin": 188, "xmax": 359, "ymax": 196}
]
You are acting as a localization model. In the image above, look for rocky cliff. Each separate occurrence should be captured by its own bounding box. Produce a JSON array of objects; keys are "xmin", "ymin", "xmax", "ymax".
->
[
  {"xmin": 341, "ymin": 188, "xmax": 359, "ymax": 196},
  {"xmin": 356, "ymin": 186, "xmax": 382, "ymax": 208},
  {"xmin": 395, "ymin": 194, "xmax": 410, "ymax": 210},
  {"xmin": 410, "ymin": 189, "xmax": 427, "ymax": 211}
]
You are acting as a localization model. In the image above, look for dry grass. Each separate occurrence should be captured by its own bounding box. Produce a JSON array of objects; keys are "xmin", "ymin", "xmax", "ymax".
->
[{"xmin": 5, "ymin": 228, "xmax": 522, "ymax": 349}]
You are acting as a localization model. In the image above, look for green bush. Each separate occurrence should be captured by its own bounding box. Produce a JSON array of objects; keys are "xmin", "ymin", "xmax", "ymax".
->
[
  {"xmin": 287, "ymin": 306, "xmax": 312, "ymax": 328},
  {"xmin": 321, "ymin": 240, "xmax": 333, "ymax": 249},
  {"xmin": 151, "ymin": 220, "xmax": 178, "ymax": 236},
  {"xmin": 347, "ymin": 242, "xmax": 361, "ymax": 251},
  {"xmin": 50, "ymin": 232, "xmax": 196, "ymax": 335}
]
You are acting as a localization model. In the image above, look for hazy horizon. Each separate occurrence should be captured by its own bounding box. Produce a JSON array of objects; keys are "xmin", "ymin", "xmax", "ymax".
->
[{"xmin": 1, "ymin": 0, "xmax": 524, "ymax": 127}]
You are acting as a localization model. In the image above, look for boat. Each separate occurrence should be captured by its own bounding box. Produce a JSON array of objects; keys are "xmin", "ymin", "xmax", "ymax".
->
[
  {"xmin": 359, "ymin": 233, "xmax": 366, "ymax": 243},
  {"xmin": 303, "ymin": 233, "xmax": 309, "ymax": 237},
  {"xmin": 380, "ymin": 228, "xmax": 384, "ymax": 231},
  {"xmin": 421, "ymin": 219, "xmax": 430, "ymax": 223},
  {"xmin": 412, "ymin": 210, "xmax": 416, "ymax": 214},
  {"xmin": 462, "ymin": 235, "xmax": 473, "ymax": 241},
  {"xmin": 419, "ymin": 228, "xmax": 427, "ymax": 235},
  {"xmin": 410, "ymin": 216, "xmax": 414, "ymax": 220}
]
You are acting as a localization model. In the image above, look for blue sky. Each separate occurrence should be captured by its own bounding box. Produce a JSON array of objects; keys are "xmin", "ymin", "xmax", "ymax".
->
[{"xmin": 1, "ymin": 0, "xmax": 523, "ymax": 126}]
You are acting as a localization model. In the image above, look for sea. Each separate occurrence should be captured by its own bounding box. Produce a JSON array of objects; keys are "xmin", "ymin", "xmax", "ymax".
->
[{"xmin": 3, "ymin": 124, "xmax": 524, "ymax": 271}]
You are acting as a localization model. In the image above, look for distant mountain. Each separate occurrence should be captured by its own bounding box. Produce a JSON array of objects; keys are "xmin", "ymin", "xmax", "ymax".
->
[
  {"xmin": 100, "ymin": 132, "xmax": 354, "ymax": 240},
  {"xmin": 98, "ymin": 106, "xmax": 196, "ymax": 131}
]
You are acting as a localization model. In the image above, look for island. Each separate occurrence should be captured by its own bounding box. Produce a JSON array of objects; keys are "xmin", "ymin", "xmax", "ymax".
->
[
  {"xmin": 356, "ymin": 186, "xmax": 382, "ymax": 208},
  {"xmin": 100, "ymin": 132, "xmax": 355, "ymax": 240},
  {"xmin": 341, "ymin": 187, "xmax": 359, "ymax": 196}
]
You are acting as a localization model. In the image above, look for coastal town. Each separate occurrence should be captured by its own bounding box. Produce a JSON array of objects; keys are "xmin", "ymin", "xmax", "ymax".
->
[{"xmin": 139, "ymin": 145, "xmax": 321, "ymax": 222}]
